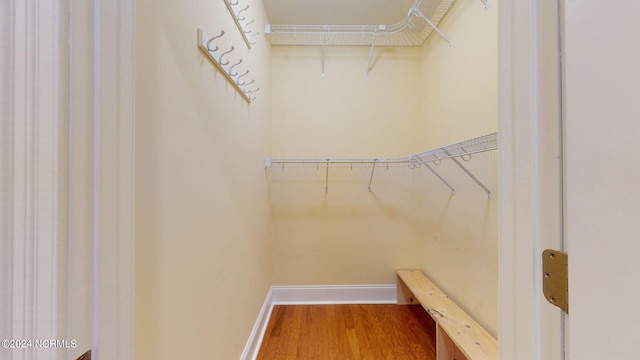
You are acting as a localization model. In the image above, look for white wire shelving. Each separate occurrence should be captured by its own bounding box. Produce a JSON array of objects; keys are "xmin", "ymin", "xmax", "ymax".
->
[
  {"xmin": 265, "ymin": 132, "xmax": 497, "ymax": 197},
  {"xmin": 263, "ymin": 0, "xmax": 492, "ymax": 74},
  {"xmin": 264, "ymin": 0, "xmax": 456, "ymax": 47}
]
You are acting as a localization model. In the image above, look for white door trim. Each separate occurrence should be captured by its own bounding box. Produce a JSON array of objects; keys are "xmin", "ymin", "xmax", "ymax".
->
[
  {"xmin": 84, "ymin": 0, "xmax": 136, "ymax": 359},
  {"xmin": 498, "ymin": 0, "xmax": 565, "ymax": 359},
  {"xmin": 1, "ymin": 1, "xmax": 135, "ymax": 359},
  {"xmin": 1, "ymin": 1, "xmax": 65, "ymax": 358}
]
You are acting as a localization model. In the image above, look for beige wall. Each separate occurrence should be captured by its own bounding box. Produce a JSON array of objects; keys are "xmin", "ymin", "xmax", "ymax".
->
[
  {"xmin": 135, "ymin": 0, "xmax": 272, "ymax": 359},
  {"xmin": 416, "ymin": 0, "xmax": 498, "ymax": 336},
  {"xmin": 269, "ymin": 0, "xmax": 498, "ymax": 336},
  {"xmin": 135, "ymin": 0, "xmax": 497, "ymax": 356},
  {"xmin": 268, "ymin": 165, "xmax": 429, "ymax": 285},
  {"xmin": 271, "ymin": 46, "xmax": 424, "ymax": 158},
  {"xmin": 419, "ymin": 0, "xmax": 498, "ymax": 147},
  {"xmin": 270, "ymin": 46, "xmax": 427, "ymax": 285}
]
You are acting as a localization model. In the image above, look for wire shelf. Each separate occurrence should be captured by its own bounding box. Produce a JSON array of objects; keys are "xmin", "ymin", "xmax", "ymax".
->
[
  {"xmin": 267, "ymin": 133, "xmax": 496, "ymax": 169},
  {"xmin": 264, "ymin": 0, "xmax": 455, "ymax": 47},
  {"xmin": 265, "ymin": 132, "xmax": 497, "ymax": 197},
  {"xmin": 409, "ymin": 132, "xmax": 498, "ymax": 163}
]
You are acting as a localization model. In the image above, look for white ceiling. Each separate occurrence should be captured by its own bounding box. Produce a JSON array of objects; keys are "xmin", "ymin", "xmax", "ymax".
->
[{"xmin": 263, "ymin": 0, "xmax": 418, "ymax": 26}]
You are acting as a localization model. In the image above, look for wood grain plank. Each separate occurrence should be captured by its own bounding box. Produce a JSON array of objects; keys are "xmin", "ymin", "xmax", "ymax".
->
[{"xmin": 397, "ymin": 270, "xmax": 498, "ymax": 360}]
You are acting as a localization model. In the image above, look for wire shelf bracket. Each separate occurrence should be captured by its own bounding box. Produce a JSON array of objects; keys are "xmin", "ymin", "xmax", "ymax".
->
[
  {"xmin": 413, "ymin": 154, "xmax": 456, "ymax": 195},
  {"xmin": 265, "ymin": 132, "xmax": 497, "ymax": 197},
  {"xmin": 444, "ymin": 149, "xmax": 492, "ymax": 198}
]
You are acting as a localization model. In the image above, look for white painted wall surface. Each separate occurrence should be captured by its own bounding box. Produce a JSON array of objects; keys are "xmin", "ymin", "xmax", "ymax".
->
[{"xmin": 563, "ymin": 1, "xmax": 640, "ymax": 359}]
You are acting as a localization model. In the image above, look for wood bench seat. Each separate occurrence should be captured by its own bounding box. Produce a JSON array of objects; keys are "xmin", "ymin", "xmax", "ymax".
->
[{"xmin": 397, "ymin": 269, "xmax": 498, "ymax": 360}]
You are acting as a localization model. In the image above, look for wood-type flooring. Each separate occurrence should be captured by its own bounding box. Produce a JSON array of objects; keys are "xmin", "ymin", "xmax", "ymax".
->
[{"xmin": 256, "ymin": 304, "xmax": 436, "ymax": 360}]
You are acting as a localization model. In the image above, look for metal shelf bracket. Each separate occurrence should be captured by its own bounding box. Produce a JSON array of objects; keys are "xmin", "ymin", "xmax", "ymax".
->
[{"xmin": 443, "ymin": 149, "xmax": 492, "ymax": 199}]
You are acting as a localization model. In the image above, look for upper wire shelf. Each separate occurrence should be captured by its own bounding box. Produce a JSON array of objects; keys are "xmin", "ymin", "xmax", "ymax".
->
[
  {"xmin": 264, "ymin": 0, "xmax": 455, "ymax": 47},
  {"xmin": 265, "ymin": 132, "xmax": 497, "ymax": 197}
]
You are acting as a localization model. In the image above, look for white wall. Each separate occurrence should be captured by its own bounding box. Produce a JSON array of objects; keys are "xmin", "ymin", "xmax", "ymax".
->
[{"xmin": 564, "ymin": 1, "xmax": 640, "ymax": 358}]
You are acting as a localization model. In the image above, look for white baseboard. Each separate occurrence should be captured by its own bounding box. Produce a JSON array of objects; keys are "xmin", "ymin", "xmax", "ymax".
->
[
  {"xmin": 271, "ymin": 284, "xmax": 397, "ymax": 305},
  {"xmin": 240, "ymin": 284, "xmax": 397, "ymax": 360},
  {"xmin": 240, "ymin": 287, "xmax": 275, "ymax": 360}
]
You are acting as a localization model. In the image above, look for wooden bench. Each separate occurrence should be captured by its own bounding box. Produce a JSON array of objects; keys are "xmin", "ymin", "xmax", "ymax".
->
[{"xmin": 397, "ymin": 269, "xmax": 498, "ymax": 360}]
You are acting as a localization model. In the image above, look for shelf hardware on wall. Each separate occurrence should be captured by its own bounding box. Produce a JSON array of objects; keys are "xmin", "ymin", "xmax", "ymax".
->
[
  {"xmin": 410, "ymin": 5, "xmax": 452, "ymax": 46},
  {"xmin": 325, "ymin": 159, "xmax": 330, "ymax": 193},
  {"xmin": 367, "ymin": 158, "xmax": 380, "ymax": 192},
  {"xmin": 322, "ymin": 32, "xmax": 327, "ymax": 76},
  {"xmin": 444, "ymin": 149, "xmax": 492, "ymax": 198},
  {"xmin": 413, "ymin": 154, "xmax": 456, "ymax": 195},
  {"xmin": 197, "ymin": 28, "xmax": 259, "ymax": 102},
  {"xmin": 265, "ymin": 132, "xmax": 497, "ymax": 196},
  {"xmin": 366, "ymin": 33, "xmax": 378, "ymax": 76},
  {"xmin": 223, "ymin": 0, "xmax": 258, "ymax": 49}
]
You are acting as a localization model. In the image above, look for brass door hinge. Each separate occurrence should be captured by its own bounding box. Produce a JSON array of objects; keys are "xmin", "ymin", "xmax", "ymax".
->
[{"xmin": 542, "ymin": 249, "xmax": 568, "ymax": 313}]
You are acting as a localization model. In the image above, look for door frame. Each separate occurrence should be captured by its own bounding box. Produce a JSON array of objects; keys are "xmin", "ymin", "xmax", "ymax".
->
[
  {"xmin": 3, "ymin": 0, "xmax": 562, "ymax": 358},
  {"xmin": 83, "ymin": 1, "xmax": 136, "ymax": 359},
  {"xmin": 1, "ymin": 1, "xmax": 135, "ymax": 359},
  {"xmin": 66, "ymin": 0, "xmax": 136, "ymax": 358},
  {"xmin": 498, "ymin": 0, "xmax": 566, "ymax": 359}
]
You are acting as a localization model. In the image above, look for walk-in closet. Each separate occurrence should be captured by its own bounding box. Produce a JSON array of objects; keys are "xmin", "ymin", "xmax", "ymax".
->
[
  {"xmin": 135, "ymin": 0, "xmax": 496, "ymax": 359},
  {"xmin": 7, "ymin": 0, "xmax": 640, "ymax": 359}
]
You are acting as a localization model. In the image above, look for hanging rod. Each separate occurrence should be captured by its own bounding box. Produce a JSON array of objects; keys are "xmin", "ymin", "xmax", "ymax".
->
[{"xmin": 265, "ymin": 132, "xmax": 497, "ymax": 197}]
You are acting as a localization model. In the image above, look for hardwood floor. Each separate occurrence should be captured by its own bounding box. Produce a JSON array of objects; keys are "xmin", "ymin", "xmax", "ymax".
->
[{"xmin": 256, "ymin": 304, "xmax": 436, "ymax": 360}]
